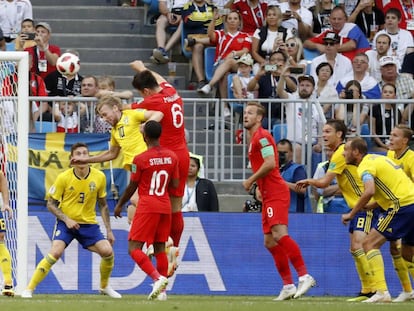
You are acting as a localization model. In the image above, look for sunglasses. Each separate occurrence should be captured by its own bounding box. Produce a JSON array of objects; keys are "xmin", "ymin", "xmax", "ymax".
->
[
  {"xmin": 286, "ymin": 42, "xmax": 296, "ymax": 48},
  {"xmin": 323, "ymin": 42, "xmax": 336, "ymax": 46}
]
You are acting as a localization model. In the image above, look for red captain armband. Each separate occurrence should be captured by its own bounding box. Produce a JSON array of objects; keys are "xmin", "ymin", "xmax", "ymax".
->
[{"xmin": 131, "ymin": 102, "xmax": 139, "ymax": 109}]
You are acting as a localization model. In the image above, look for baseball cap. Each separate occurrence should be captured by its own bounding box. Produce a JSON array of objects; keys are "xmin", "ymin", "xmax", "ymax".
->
[
  {"xmin": 323, "ymin": 31, "xmax": 340, "ymax": 42},
  {"xmin": 237, "ymin": 53, "xmax": 253, "ymax": 66},
  {"xmin": 298, "ymin": 75, "xmax": 315, "ymax": 86},
  {"xmin": 379, "ymin": 55, "xmax": 398, "ymax": 67},
  {"xmin": 35, "ymin": 22, "xmax": 52, "ymax": 33}
]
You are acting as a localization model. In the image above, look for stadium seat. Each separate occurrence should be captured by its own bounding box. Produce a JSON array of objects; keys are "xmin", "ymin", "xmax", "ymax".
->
[
  {"xmin": 272, "ymin": 124, "xmax": 287, "ymax": 143},
  {"xmin": 35, "ymin": 121, "xmax": 56, "ymax": 133},
  {"xmin": 142, "ymin": 0, "xmax": 160, "ymax": 25},
  {"xmin": 303, "ymin": 48, "xmax": 320, "ymax": 62},
  {"xmin": 204, "ymin": 47, "xmax": 216, "ymax": 82},
  {"xmin": 180, "ymin": 23, "xmax": 193, "ymax": 80}
]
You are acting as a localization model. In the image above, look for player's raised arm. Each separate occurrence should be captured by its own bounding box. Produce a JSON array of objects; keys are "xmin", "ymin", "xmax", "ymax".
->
[{"xmin": 130, "ymin": 60, "xmax": 166, "ymax": 85}]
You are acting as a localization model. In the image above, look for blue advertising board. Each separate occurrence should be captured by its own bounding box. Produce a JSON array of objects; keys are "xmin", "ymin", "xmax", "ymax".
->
[{"xmin": 27, "ymin": 211, "xmax": 402, "ymax": 296}]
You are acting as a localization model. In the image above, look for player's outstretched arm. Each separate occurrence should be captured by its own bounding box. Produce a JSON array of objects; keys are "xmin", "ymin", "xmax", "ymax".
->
[
  {"xmin": 71, "ymin": 146, "xmax": 121, "ymax": 165},
  {"xmin": 114, "ymin": 181, "xmax": 138, "ymax": 218},
  {"xmin": 296, "ymin": 171, "xmax": 336, "ymax": 191},
  {"xmin": 130, "ymin": 60, "xmax": 166, "ymax": 85}
]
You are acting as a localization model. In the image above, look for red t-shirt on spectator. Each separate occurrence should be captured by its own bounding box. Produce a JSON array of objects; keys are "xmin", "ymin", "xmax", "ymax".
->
[
  {"xmin": 231, "ymin": 0, "xmax": 267, "ymax": 35},
  {"xmin": 25, "ymin": 45, "xmax": 61, "ymax": 79},
  {"xmin": 212, "ymin": 30, "xmax": 252, "ymax": 62}
]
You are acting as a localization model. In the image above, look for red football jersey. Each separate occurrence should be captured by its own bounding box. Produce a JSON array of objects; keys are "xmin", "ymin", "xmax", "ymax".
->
[
  {"xmin": 132, "ymin": 82, "xmax": 187, "ymax": 151},
  {"xmin": 248, "ymin": 127, "xmax": 289, "ymax": 201},
  {"xmin": 131, "ymin": 146, "xmax": 179, "ymax": 214}
]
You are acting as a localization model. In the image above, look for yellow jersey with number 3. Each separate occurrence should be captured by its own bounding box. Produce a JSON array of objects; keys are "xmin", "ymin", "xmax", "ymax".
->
[{"xmin": 48, "ymin": 167, "xmax": 107, "ymax": 224}]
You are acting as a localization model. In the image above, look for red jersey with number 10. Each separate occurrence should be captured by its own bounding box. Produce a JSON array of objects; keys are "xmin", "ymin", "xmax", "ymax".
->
[
  {"xmin": 132, "ymin": 82, "xmax": 187, "ymax": 151},
  {"xmin": 248, "ymin": 127, "xmax": 289, "ymax": 201},
  {"xmin": 131, "ymin": 146, "xmax": 179, "ymax": 214}
]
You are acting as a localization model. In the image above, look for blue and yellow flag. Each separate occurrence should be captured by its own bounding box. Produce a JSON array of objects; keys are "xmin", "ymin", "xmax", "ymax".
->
[{"xmin": 29, "ymin": 133, "xmax": 127, "ymax": 201}]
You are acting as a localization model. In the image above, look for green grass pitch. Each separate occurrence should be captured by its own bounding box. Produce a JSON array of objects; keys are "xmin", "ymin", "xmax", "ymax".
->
[{"xmin": 1, "ymin": 295, "xmax": 412, "ymax": 311}]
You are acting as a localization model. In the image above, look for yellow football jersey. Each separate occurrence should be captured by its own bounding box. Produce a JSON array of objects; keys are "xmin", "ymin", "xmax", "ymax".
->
[
  {"xmin": 387, "ymin": 149, "xmax": 414, "ymax": 182},
  {"xmin": 110, "ymin": 109, "xmax": 148, "ymax": 170},
  {"xmin": 358, "ymin": 154, "xmax": 414, "ymax": 210},
  {"xmin": 48, "ymin": 167, "xmax": 107, "ymax": 224},
  {"xmin": 328, "ymin": 144, "xmax": 364, "ymax": 208}
]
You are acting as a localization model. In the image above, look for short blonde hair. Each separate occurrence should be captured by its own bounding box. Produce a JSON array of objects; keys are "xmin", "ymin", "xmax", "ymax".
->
[{"xmin": 96, "ymin": 94, "xmax": 122, "ymax": 113}]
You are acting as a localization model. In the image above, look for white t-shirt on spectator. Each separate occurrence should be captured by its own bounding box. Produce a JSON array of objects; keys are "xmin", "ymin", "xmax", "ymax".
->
[
  {"xmin": 310, "ymin": 53, "xmax": 353, "ymax": 87},
  {"xmin": 373, "ymin": 29, "xmax": 414, "ymax": 66}
]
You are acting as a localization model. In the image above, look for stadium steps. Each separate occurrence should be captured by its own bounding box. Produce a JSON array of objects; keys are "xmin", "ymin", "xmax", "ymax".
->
[{"xmin": 33, "ymin": 3, "xmax": 191, "ymax": 90}]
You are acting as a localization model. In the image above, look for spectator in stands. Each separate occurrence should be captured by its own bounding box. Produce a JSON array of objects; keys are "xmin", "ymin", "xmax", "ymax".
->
[
  {"xmin": 25, "ymin": 22, "xmax": 61, "ymax": 80},
  {"xmin": 197, "ymin": 10, "xmax": 251, "ymax": 97},
  {"xmin": 53, "ymin": 102, "xmax": 79, "ymax": 133},
  {"xmin": 339, "ymin": 79, "xmax": 369, "ymax": 133},
  {"xmin": 275, "ymin": 0, "xmax": 313, "ymax": 40},
  {"xmin": 277, "ymin": 139, "xmax": 311, "ymax": 213},
  {"xmin": 250, "ymin": 5, "xmax": 292, "ymax": 74},
  {"xmin": 336, "ymin": 52, "xmax": 381, "ymax": 99},
  {"xmin": 247, "ymin": 50, "xmax": 297, "ymax": 127},
  {"xmin": 383, "ymin": 0, "xmax": 414, "ymax": 36},
  {"xmin": 312, "ymin": 147, "xmax": 349, "ymax": 213},
  {"xmin": 310, "ymin": 31, "xmax": 353, "ymax": 87},
  {"xmin": 150, "ymin": 0, "xmax": 186, "ymax": 64},
  {"xmin": 277, "ymin": 73, "xmax": 324, "ymax": 163},
  {"xmin": 25, "ymin": 22, "xmax": 60, "ymax": 79},
  {"xmin": 312, "ymin": 0, "xmax": 334, "ymax": 35},
  {"xmin": 78, "ymin": 76, "xmax": 99, "ymax": 133},
  {"xmin": 379, "ymin": 56, "xmax": 414, "ymax": 100},
  {"xmin": 0, "ymin": 0, "xmax": 32, "ymax": 44},
  {"xmin": 370, "ymin": 83, "xmax": 402, "ymax": 152},
  {"xmin": 28, "ymin": 54, "xmax": 50, "ymax": 126},
  {"xmin": 44, "ymin": 50, "xmax": 83, "ymax": 97},
  {"xmin": 15, "ymin": 18, "xmax": 36, "ymax": 51},
  {"xmin": 282, "ymin": 36, "xmax": 307, "ymax": 76},
  {"xmin": 401, "ymin": 52, "xmax": 414, "ymax": 79},
  {"xmin": 304, "ymin": 6, "xmax": 370, "ymax": 60},
  {"xmin": 347, "ymin": 0, "xmax": 384, "ymax": 44},
  {"xmin": 181, "ymin": 0, "xmax": 222, "ymax": 92},
  {"xmin": 182, "ymin": 156, "xmax": 219, "ymax": 212},
  {"xmin": 230, "ymin": 0, "xmax": 267, "ymax": 36},
  {"xmin": 373, "ymin": 8, "xmax": 414, "ymax": 66},
  {"xmin": 97, "ymin": 75, "xmax": 133, "ymax": 100},
  {"xmin": 231, "ymin": 53, "xmax": 256, "ymax": 100},
  {"xmin": 314, "ymin": 62, "xmax": 344, "ymax": 120},
  {"xmin": 341, "ymin": 0, "xmax": 359, "ymax": 17},
  {"xmin": 366, "ymin": 33, "xmax": 392, "ymax": 81}
]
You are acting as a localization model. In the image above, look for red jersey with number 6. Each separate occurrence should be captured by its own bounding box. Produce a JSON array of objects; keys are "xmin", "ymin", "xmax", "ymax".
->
[{"xmin": 132, "ymin": 82, "xmax": 187, "ymax": 152}]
